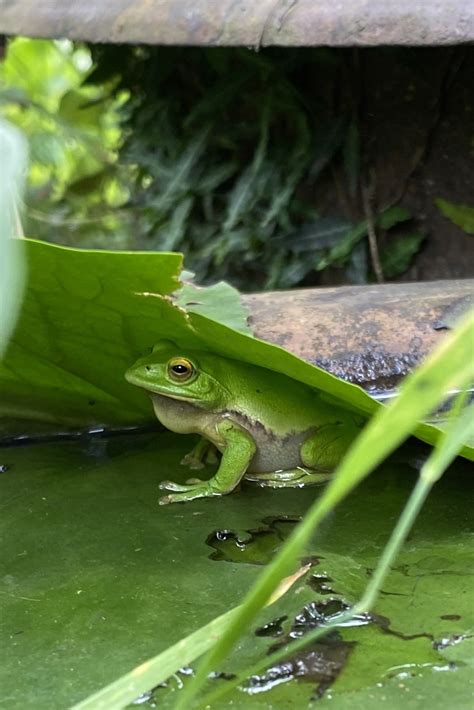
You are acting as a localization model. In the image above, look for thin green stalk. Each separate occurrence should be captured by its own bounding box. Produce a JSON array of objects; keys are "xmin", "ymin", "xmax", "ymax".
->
[
  {"xmin": 359, "ymin": 394, "xmax": 472, "ymax": 613},
  {"xmin": 355, "ymin": 476, "xmax": 431, "ymax": 612}
]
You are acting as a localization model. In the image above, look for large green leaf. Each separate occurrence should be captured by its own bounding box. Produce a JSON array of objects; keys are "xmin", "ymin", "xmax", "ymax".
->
[
  {"xmin": 0, "ymin": 241, "xmax": 184, "ymax": 428},
  {"xmin": 1, "ymin": 240, "xmax": 472, "ymax": 462},
  {"xmin": 1, "ymin": 239, "xmax": 376, "ymax": 431},
  {"xmin": 0, "ymin": 435, "xmax": 472, "ymax": 708}
]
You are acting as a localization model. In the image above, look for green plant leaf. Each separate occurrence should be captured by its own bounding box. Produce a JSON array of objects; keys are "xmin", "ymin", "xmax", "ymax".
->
[
  {"xmin": 281, "ymin": 216, "xmax": 351, "ymax": 254},
  {"xmin": 436, "ymin": 198, "xmax": 474, "ymax": 234},
  {"xmin": 160, "ymin": 196, "xmax": 195, "ymax": 252},
  {"xmin": 0, "ymin": 240, "xmax": 377, "ymax": 432},
  {"xmin": 377, "ymin": 206, "xmax": 411, "ymax": 230},
  {"xmin": 28, "ymin": 131, "xmax": 65, "ymax": 167},
  {"xmin": 173, "ymin": 280, "xmax": 251, "ymax": 334},
  {"xmin": 315, "ymin": 206, "xmax": 413, "ymax": 271},
  {"xmin": 223, "ymin": 108, "xmax": 269, "ymax": 232},
  {"xmin": 58, "ymin": 90, "xmax": 108, "ymax": 132},
  {"xmin": 151, "ymin": 127, "xmax": 210, "ymax": 215},
  {"xmin": 381, "ymin": 232, "xmax": 426, "ymax": 278},
  {"xmin": 2, "ymin": 38, "xmax": 81, "ymax": 112},
  {"xmin": 261, "ymin": 111, "xmax": 311, "ymax": 229},
  {"xmin": 196, "ymin": 162, "xmax": 238, "ymax": 194},
  {"xmin": 314, "ymin": 220, "xmax": 368, "ymax": 270},
  {"xmin": 0, "ymin": 240, "xmax": 184, "ymax": 429}
]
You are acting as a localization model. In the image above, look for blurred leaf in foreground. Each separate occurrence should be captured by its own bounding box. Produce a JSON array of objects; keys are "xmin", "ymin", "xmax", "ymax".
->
[{"xmin": 0, "ymin": 119, "xmax": 27, "ymax": 355}]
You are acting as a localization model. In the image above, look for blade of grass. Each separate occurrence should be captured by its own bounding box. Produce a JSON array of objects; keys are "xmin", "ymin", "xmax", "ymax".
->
[
  {"xmin": 70, "ymin": 564, "xmax": 310, "ymax": 710},
  {"xmin": 201, "ymin": 395, "xmax": 473, "ymax": 708},
  {"xmin": 223, "ymin": 105, "xmax": 269, "ymax": 232},
  {"xmin": 153, "ymin": 127, "xmax": 210, "ymax": 213},
  {"xmin": 70, "ymin": 607, "xmax": 240, "ymax": 710},
  {"xmin": 173, "ymin": 309, "xmax": 474, "ymax": 710},
  {"xmin": 261, "ymin": 112, "xmax": 310, "ymax": 229}
]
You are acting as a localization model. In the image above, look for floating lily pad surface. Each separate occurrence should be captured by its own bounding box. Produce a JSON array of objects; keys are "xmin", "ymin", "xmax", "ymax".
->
[{"xmin": 1, "ymin": 432, "xmax": 472, "ymax": 709}]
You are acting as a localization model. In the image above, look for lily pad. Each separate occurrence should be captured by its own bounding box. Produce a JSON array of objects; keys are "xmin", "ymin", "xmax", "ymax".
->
[{"xmin": 1, "ymin": 434, "xmax": 472, "ymax": 708}]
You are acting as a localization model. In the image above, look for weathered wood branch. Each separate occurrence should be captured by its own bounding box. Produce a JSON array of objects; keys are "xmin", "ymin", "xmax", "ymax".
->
[
  {"xmin": 242, "ymin": 279, "xmax": 474, "ymax": 392},
  {"xmin": 0, "ymin": 0, "xmax": 473, "ymax": 46}
]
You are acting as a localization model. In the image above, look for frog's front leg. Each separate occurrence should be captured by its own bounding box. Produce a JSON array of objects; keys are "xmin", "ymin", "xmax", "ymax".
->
[
  {"xmin": 180, "ymin": 437, "xmax": 219, "ymax": 470},
  {"xmin": 159, "ymin": 421, "xmax": 256, "ymax": 505}
]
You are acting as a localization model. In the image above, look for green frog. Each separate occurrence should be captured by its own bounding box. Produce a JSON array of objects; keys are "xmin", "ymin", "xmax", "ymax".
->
[{"xmin": 125, "ymin": 340, "xmax": 361, "ymax": 504}]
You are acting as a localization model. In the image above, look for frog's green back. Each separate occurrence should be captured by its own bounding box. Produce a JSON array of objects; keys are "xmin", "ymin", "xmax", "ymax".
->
[{"xmin": 177, "ymin": 346, "xmax": 357, "ymax": 437}]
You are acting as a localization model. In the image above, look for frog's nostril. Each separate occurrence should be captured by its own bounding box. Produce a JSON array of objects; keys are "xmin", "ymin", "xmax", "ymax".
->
[{"xmin": 145, "ymin": 366, "xmax": 151, "ymax": 372}]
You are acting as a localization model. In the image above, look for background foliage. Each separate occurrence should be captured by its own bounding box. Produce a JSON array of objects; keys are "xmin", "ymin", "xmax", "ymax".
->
[
  {"xmin": 0, "ymin": 39, "xmax": 128, "ymax": 247},
  {"xmin": 3, "ymin": 39, "xmax": 472, "ymax": 290}
]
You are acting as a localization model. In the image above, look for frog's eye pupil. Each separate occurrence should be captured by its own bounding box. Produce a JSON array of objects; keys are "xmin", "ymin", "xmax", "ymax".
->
[
  {"xmin": 172, "ymin": 364, "xmax": 188, "ymax": 374},
  {"xmin": 168, "ymin": 358, "xmax": 195, "ymax": 381}
]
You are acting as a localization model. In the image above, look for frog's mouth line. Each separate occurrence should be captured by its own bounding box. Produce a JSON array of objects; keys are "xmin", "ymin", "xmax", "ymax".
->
[
  {"xmin": 125, "ymin": 371, "xmax": 201, "ymax": 402},
  {"xmin": 148, "ymin": 389, "xmax": 201, "ymax": 403}
]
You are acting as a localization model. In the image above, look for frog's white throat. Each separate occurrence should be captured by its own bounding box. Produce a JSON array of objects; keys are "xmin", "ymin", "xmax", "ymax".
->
[{"xmin": 150, "ymin": 392, "xmax": 215, "ymax": 436}]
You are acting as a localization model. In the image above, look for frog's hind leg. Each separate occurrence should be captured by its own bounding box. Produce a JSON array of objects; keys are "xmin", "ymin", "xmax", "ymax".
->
[
  {"xmin": 245, "ymin": 467, "xmax": 332, "ymax": 489},
  {"xmin": 301, "ymin": 422, "xmax": 357, "ymax": 471}
]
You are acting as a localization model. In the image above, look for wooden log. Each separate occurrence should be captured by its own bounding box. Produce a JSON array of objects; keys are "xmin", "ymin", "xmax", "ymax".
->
[
  {"xmin": 242, "ymin": 280, "xmax": 474, "ymax": 394},
  {"xmin": 0, "ymin": 0, "xmax": 473, "ymax": 46}
]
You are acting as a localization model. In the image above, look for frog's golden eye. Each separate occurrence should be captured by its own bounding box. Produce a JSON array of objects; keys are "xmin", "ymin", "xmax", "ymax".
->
[{"xmin": 167, "ymin": 357, "xmax": 195, "ymax": 382}]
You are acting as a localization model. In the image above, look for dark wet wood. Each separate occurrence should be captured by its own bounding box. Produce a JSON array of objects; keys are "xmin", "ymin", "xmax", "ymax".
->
[
  {"xmin": 242, "ymin": 280, "xmax": 474, "ymax": 392},
  {"xmin": 1, "ymin": 0, "xmax": 473, "ymax": 46}
]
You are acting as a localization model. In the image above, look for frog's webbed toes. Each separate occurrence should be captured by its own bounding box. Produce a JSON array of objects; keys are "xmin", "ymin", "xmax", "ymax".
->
[
  {"xmin": 185, "ymin": 477, "xmax": 204, "ymax": 485},
  {"xmin": 245, "ymin": 468, "xmax": 332, "ymax": 488},
  {"xmin": 159, "ymin": 480, "xmax": 191, "ymax": 492},
  {"xmin": 158, "ymin": 479, "xmax": 223, "ymax": 504}
]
